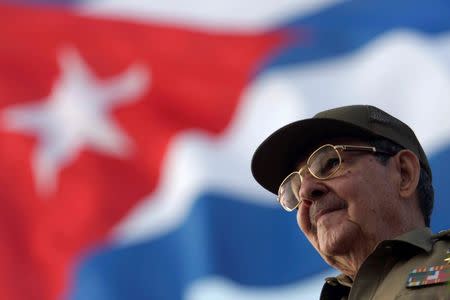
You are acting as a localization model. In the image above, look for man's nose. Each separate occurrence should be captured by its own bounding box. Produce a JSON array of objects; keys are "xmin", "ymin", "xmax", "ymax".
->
[{"xmin": 299, "ymin": 173, "xmax": 328, "ymax": 204}]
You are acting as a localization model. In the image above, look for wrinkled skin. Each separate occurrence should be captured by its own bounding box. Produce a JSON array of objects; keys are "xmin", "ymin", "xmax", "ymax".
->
[{"xmin": 296, "ymin": 140, "xmax": 424, "ymax": 278}]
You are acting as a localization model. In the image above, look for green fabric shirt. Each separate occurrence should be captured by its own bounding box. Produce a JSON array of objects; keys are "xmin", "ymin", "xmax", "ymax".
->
[{"xmin": 320, "ymin": 227, "xmax": 450, "ymax": 300}]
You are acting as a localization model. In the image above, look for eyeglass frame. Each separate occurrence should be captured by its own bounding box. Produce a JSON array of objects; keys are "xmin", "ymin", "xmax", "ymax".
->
[{"xmin": 277, "ymin": 144, "xmax": 395, "ymax": 212}]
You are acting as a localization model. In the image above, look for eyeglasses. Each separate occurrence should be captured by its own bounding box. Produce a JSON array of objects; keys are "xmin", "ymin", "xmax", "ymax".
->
[{"xmin": 278, "ymin": 144, "xmax": 394, "ymax": 212}]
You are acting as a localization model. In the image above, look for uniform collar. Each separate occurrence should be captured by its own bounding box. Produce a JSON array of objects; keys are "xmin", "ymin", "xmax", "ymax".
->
[{"xmin": 380, "ymin": 226, "xmax": 433, "ymax": 253}]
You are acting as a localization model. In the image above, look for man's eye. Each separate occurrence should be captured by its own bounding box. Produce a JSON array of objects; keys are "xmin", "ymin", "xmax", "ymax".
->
[{"xmin": 323, "ymin": 158, "xmax": 339, "ymax": 171}]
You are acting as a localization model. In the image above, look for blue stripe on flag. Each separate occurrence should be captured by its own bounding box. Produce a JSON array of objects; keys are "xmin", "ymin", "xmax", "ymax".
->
[
  {"xmin": 429, "ymin": 146, "xmax": 450, "ymax": 231},
  {"xmin": 265, "ymin": 0, "xmax": 450, "ymax": 69},
  {"xmin": 69, "ymin": 192, "xmax": 328, "ymax": 300}
]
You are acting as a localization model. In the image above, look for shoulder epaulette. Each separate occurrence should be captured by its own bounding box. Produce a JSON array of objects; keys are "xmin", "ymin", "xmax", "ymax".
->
[{"xmin": 431, "ymin": 229, "xmax": 450, "ymax": 240}]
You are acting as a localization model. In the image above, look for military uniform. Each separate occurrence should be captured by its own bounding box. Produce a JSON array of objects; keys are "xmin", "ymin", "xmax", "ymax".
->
[{"xmin": 320, "ymin": 227, "xmax": 450, "ymax": 300}]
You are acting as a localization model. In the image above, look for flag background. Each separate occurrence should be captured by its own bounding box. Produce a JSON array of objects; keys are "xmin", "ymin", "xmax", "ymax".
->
[{"xmin": 0, "ymin": 1, "xmax": 449, "ymax": 300}]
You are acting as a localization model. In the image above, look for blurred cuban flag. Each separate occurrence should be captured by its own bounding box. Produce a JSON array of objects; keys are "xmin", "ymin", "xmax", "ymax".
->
[{"xmin": 0, "ymin": 0, "xmax": 449, "ymax": 300}]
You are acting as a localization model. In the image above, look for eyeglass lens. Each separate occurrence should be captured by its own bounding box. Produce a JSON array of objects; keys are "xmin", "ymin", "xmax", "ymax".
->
[
  {"xmin": 278, "ymin": 172, "xmax": 301, "ymax": 211},
  {"xmin": 308, "ymin": 145, "xmax": 341, "ymax": 179}
]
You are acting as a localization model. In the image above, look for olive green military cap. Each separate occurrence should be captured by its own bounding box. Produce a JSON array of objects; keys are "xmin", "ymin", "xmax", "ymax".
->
[{"xmin": 251, "ymin": 105, "xmax": 432, "ymax": 194}]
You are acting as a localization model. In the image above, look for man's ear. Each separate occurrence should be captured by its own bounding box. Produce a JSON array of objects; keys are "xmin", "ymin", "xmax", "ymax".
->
[{"xmin": 394, "ymin": 150, "xmax": 420, "ymax": 198}]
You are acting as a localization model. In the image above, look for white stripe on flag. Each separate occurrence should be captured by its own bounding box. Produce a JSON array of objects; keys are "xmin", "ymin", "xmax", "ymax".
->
[{"xmin": 79, "ymin": 0, "xmax": 343, "ymax": 30}]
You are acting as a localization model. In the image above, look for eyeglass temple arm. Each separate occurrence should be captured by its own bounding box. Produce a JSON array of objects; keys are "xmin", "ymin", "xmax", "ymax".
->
[{"xmin": 337, "ymin": 145, "xmax": 395, "ymax": 156}]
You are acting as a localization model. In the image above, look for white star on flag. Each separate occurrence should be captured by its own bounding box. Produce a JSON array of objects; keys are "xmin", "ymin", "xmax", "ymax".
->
[{"xmin": 2, "ymin": 48, "xmax": 150, "ymax": 196}]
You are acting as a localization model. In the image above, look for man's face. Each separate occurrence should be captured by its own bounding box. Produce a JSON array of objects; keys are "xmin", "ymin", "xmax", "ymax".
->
[{"xmin": 296, "ymin": 140, "xmax": 402, "ymax": 260}]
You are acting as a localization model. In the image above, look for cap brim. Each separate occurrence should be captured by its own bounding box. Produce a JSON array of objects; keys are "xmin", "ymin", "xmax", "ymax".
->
[{"xmin": 251, "ymin": 118, "xmax": 377, "ymax": 194}]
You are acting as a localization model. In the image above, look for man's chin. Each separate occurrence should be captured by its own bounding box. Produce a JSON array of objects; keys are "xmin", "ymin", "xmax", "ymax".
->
[{"xmin": 316, "ymin": 224, "xmax": 356, "ymax": 256}]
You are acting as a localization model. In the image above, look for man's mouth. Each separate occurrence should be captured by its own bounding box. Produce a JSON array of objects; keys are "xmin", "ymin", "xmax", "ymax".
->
[{"xmin": 314, "ymin": 205, "xmax": 346, "ymax": 224}]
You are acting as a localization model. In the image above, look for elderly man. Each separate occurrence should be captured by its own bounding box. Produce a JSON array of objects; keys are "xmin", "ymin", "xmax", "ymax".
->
[{"xmin": 251, "ymin": 105, "xmax": 450, "ymax": 299}]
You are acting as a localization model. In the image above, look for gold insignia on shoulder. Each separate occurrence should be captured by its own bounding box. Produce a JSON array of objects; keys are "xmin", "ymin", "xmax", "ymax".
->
[
  {"xmin": 445, "ymin": 249, "xmax": 450, "ymax": 265},
  {"xmin": 432, "ymin": 229, "xmax": 450, "ymax": 240}
]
